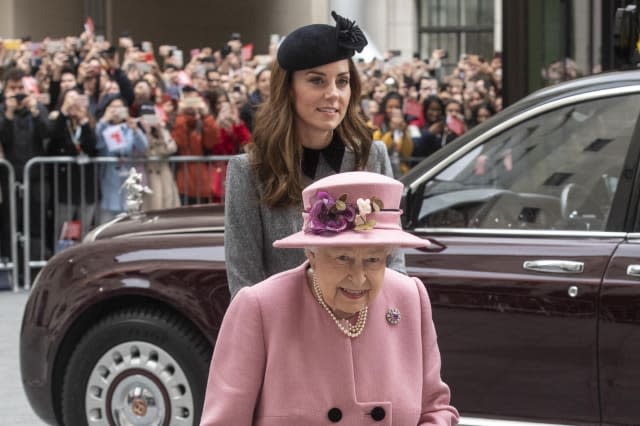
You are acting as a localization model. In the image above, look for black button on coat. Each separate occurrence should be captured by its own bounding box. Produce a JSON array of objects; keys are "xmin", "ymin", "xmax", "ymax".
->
[
  {"xmin": 327, "ymin": 407, "xmax": 342, "ymax": 422},
  {"xmin": 371, "ymin": 406, "xmax": 386, "ymax": 421}
]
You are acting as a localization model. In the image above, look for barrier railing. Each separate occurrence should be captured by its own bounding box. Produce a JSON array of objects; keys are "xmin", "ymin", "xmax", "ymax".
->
[
  {"xmin": 21, "ymin": 155, "xmax": 235, "ymax": 289},
  {"xmin": 9, "ymin": 154, "xmax": 430, "ymax": 290},
  {"xmin": 0, "ymin": 159, "xmax": 19, "ymax": 292}
]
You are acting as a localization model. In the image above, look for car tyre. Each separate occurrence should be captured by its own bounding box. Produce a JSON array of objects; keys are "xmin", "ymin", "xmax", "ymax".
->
[{"xmin": 61, "ymin": 307, "xmax": 211, "ymax": 426}]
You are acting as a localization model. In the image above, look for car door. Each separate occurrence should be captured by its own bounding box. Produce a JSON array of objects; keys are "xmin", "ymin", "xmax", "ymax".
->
[
  {"xmin": 599, "ymin": 239, "xmax": 640, "ymax": 424},
  {"xmin": 403, "ymin": 88, "xmax": 640, "ymax": 424}
]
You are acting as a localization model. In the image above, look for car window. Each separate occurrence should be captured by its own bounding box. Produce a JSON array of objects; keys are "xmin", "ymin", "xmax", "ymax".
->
[{"xmin": 418, "ymin": 94, "xmax": 640, "ymax": 231}]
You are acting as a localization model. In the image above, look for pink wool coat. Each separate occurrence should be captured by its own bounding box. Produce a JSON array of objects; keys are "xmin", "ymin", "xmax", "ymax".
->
[{"xmin": 200, "ymin": 262, "xmax": 459, "ymax": 425}]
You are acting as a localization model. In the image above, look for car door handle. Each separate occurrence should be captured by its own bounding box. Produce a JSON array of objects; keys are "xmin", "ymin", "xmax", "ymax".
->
[
  {"xmin": 523, "ymin": 260, "xmax": 584, "ymax": 274},
  {"xmin": 627, "ymin": 265, "xmax": 640, "ymax": 277}
]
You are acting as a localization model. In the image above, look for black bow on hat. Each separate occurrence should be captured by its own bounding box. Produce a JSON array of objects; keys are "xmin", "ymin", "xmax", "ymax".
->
[
  {"xmin": 331, "ymin": 11, "xmax": 367, "ymax": 52},
  {"xmin": 277, "ymin": 11, "xmax": 368, "ymax": 71}
]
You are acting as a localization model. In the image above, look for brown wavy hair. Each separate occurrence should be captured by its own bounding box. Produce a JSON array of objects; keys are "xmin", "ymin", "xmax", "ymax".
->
[{"xmin": 247, "ymin": 59, "xmax": 372, "ymax": 208}]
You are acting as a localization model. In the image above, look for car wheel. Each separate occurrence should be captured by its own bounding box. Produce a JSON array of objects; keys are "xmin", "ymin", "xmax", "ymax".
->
[{"xmin": 61, "ymin": 308, "xmax": 211, "ymax": 426}]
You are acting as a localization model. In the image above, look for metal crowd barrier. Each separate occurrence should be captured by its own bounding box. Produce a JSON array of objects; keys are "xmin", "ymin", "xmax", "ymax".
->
[
  {"xmin": 8, "ymin": 154, "xmax": 429, "ymax": 290},
  {"xmin": 0, "ymin": 159, "xmax": 19, "ymax": 292},
  {"xmin": 20, "ymin": 155, "xmax": 234, "ymax": 290}
]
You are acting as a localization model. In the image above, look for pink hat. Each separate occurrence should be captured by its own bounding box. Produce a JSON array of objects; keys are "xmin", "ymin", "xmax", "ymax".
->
[{"xmin": 273, "ymin": 172, "xmax": 430, "ymax": 249}]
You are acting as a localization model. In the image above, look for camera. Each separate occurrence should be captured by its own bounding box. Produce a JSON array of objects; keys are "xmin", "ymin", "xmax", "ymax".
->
[{"xmin": 13, "ymin": 93, "xmax": 27, "ymax": 103}]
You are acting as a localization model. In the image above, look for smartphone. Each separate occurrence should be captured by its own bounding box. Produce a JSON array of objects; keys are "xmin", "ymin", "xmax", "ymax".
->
[
  {"xmin": 114, "ymin": 106, "xmax": 129, "ymax": 120},
  {"xmin": 137, "ymin": 62, "xmax": 152, "ymax": 74},
  {"xmin": 141, "ymin": 114, "xmax": 160, "ymax": 126},
  {"xmin": 142, "ymin": 41, "xmax": 152, "ymax": 52},
  {"xmin": 96, "ymin": 35, "xmax": 105, "ymax": 43},
  {"xmin": 183, "ymin": 96, "xmax": 201, "ymax": 109},
  {"xmin": 172, "ymin": 49, "xmax": 184, "ymax": 68},
  {"xmin": 269, "ymin": 34, "xmax": 280, "ymax": 45}
]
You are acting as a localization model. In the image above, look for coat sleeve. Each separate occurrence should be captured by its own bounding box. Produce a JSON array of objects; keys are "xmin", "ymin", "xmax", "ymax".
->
[
  {"xmin": 414, "ymin": 277, "xmax": 460, "ymax": 425},
  {"xmin": 224, "ymin": 155, "xmax": 266, "ymax": 298},
  {"xmin": 201, "ymin": 115, "xmax": 220, "ymax": 154},
  {"xmin": 150, "ymin": 128, "xmax": 177, "ymax": 156},
  {"xmin": 200, "ymin": 287, "xmax": 266, "ymax": 425},
  {"xmin": 132, "ymin": 127, "xmax": 148, "ymax": 154},
  {"xmin": 95, "ymin": 121, "xmax": 108, "ymax": 154},
  {"xmin": 171, "ymin": 115, "xmax": 189, "ymax": 154},
  {"xmin": 79, "ymin": 123, "xmax": 98, "ymax": 156}
]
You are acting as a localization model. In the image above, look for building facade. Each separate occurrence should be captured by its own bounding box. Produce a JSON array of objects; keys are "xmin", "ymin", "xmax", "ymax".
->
[{"xmin": 0, "ymin": 0, "xmax": 630, "ymax": 105}]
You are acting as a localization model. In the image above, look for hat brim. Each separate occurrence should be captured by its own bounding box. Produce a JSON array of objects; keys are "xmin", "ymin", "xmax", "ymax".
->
[{"xmin": 273, "ymin": 229, "xmax": 430, "ymax": 249}]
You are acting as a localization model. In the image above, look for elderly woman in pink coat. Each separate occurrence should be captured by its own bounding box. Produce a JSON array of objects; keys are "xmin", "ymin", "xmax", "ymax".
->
[{"xmin": 201, "ymin": 171, "xmax": 459, "ymax": 425}]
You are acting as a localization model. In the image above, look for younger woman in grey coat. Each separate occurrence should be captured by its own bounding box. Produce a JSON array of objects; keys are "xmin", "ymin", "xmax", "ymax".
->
[{"xmin": 225, "ymin": 12, "xmax": 405, "ymax": 297}]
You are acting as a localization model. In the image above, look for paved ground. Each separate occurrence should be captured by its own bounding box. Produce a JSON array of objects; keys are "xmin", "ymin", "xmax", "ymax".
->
[{"xmin": 0, "ymin": 289, "xmax": 48, "ymax": 425}]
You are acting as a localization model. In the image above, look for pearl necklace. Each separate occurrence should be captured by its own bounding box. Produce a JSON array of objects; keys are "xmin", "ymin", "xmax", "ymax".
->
[{"xmin": 311, "ymin": 272, "xmax": 367, "ymax": 338}]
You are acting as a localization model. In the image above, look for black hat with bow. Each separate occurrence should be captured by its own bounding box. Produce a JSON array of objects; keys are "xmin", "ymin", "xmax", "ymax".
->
[{"xmin": 277, "ymin": 11, "xmax": 368, "ymax": 71}]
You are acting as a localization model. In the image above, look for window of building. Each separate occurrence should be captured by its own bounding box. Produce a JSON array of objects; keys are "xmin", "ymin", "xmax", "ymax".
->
[{"xmin": 418, "ymin": 0, "xmax": 495, "ymax": 74}]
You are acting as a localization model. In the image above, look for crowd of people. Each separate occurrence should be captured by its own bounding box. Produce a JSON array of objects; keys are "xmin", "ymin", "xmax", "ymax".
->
[{"xmin": 0, "ymin": 22, "xmax": 502, "ymax": 259}]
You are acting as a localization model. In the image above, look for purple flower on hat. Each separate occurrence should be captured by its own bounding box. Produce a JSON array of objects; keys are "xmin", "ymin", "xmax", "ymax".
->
[
  {"xmin": 305, "ymin": 191, "xmax": 384, "ymax": 234},
  {"xmin": 306, "ymin": 191, "xmax": 355, "ymax": 234}
]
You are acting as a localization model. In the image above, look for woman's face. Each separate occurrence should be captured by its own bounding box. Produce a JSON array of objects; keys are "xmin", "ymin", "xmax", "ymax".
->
[
  {"xmin": 257, "ymin": 70, "xmax": 271, "ymax": 98},
  {"xmin": 445, "ymin": 102, "xmax": 462, "ymax": 117},
  {"xmin": 307, "ymin": 246, "xmax": 388, "ymax": 317},
  {"xmin": 384, "ymin": 97, "xmax": 402, "ymax": 119},
  {"xmin": 373, "ymin": 84, "xmax": 387, "ymax": 104},
  {"xmin": 426, "ymin": 101, "xmax": 443, "ymax": 124},
  {"xmin": 134, "ymin": 82, "xmax": 151, "ymax": 101},
  {"xmin": 291, "ymin": 60, "xmax": 351, "ymax": 147},
  {"xmin": 107, "ymin": 99, "xmax": 125, "ymax": 122},
  {"xmin": 476, "ymin": 106, "xmax": 491, "ymax": 123}
]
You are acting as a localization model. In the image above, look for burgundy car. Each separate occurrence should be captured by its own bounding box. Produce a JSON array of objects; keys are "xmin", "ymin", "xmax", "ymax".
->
[{"xmin": 21, "ymin": 69, "xmax": 640, "ymax": 426}]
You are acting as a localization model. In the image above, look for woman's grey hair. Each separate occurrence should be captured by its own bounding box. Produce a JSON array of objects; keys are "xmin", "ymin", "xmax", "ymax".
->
[{"xmin": 304, "ymin": 246, "xmax": 397, "ymax": 256}]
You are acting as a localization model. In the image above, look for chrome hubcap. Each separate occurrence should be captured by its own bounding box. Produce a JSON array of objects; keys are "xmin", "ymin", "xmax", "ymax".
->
[
  {"xmin": 111, "ymin": 374, "xmax": 164, "ymax": 425},
  {"xmin": 85, "ymin": 341, "xmax": 194, "ymax": 425}
]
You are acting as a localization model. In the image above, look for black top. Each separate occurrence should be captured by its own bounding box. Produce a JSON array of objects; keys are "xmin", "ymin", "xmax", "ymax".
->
[{"xmin": 301, "ymin": 133, "xmax": 345, "ymax": 178}]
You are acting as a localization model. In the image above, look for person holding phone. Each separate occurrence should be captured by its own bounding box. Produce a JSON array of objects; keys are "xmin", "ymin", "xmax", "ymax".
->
[
  {"xmin": 413, "ymin": 95, "xmax": 456, "ymax": 161},
  {"xmin": 46, "ymin": 88, "xmax": 98, "ymax": 238},
  {"xmin": 372, "ymin": 91, "xmax": 416, "ymax": 177},
  {"xmin": 95, "ymin": 94, "xmax": 148, "ymax": 222},
  {"xmin": 225, "ymin": 11, "xmax": 404, "ymax": 298},
  {"xmin": 444, "ymin": 99, "xmax": 467, "ymax": 137},
  {"xmin": 208, "ymin": 89, "xmax": 251, "ymax": 155},
  {"xmin": 239, "ymin": 66, "xmax": 271, "ymax": 132},
  {"xmin": 0, "ymin": 67, "xmax": 50, "ymax": 263},
  {"xmin": 138, "ymin": 103, "xmax": 180, "ymax": 210},
  {"xmin": 171, "ymin": 87, "xmax": 219, "ymax": 205}
]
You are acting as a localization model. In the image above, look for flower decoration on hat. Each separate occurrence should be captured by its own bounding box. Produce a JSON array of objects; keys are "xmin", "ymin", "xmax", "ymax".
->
[
  {"xmin": 331, "ymin": 11, "xmax": 368, "ymax": 53},
  {"xmin": 305, "ymin": 191, "xmax": 383, "ymax": 234}
]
